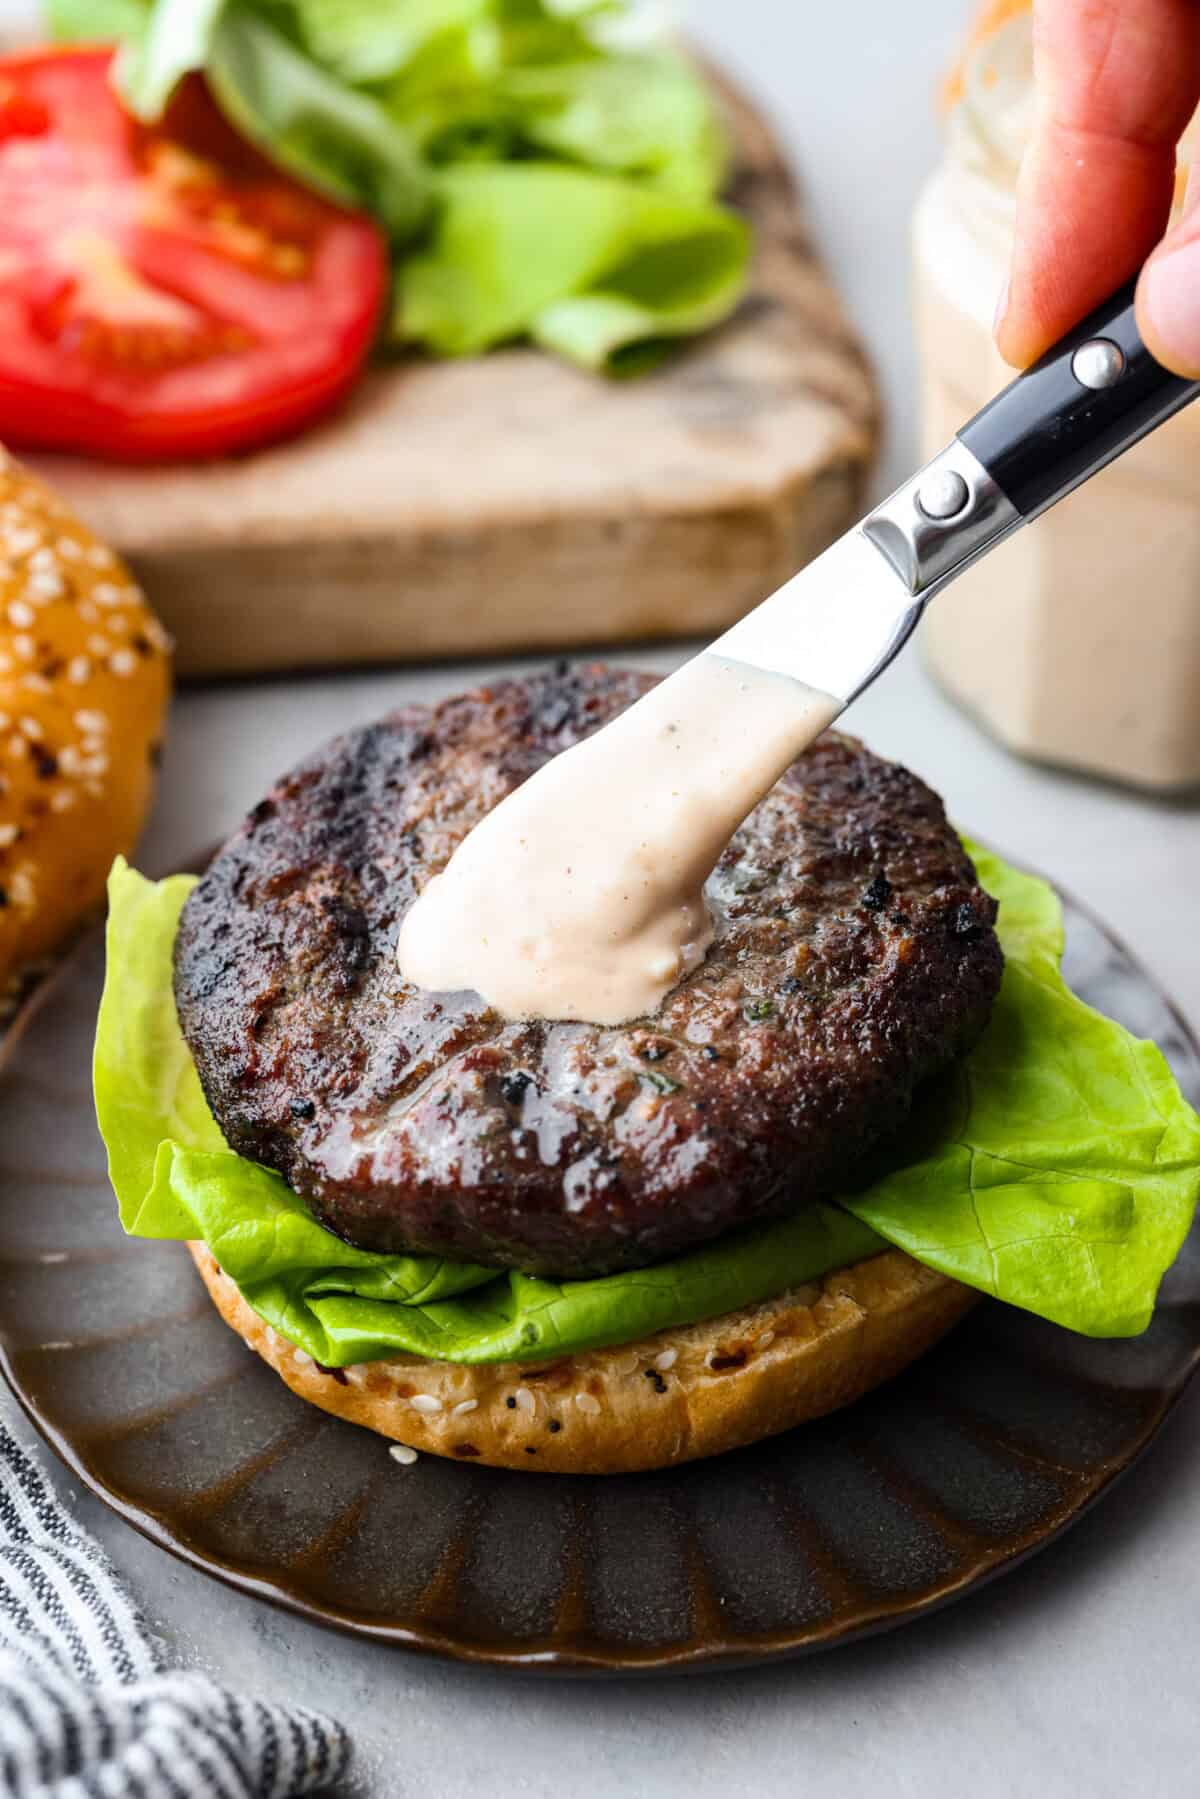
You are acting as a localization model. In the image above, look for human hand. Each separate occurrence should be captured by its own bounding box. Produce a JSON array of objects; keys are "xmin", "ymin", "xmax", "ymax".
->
[{"xmin": 994, "ymin": 0, "xmax": 1200, "ymax": 375}]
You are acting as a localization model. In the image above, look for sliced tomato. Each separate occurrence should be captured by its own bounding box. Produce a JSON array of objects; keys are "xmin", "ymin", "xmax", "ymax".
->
[{"xmin": 0, "ymin": 48, "xmax": 388, "ymax": 461}]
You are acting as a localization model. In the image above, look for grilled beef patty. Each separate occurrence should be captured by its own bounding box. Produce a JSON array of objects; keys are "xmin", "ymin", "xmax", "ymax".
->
[{"xmin": 174, "ymin": 665, "xmax": 1003, "ymax": 1278}]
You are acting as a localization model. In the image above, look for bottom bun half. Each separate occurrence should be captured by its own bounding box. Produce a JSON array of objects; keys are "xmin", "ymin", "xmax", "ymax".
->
[{"xmin": 190, "ymin": 1243, "xmax": 975, "ymax": 1475}]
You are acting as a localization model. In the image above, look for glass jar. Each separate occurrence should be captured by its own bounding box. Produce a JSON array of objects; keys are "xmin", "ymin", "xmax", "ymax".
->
[{"xmin": 914, "ymin": 12, "xmax": 1200, "ymax": 792}]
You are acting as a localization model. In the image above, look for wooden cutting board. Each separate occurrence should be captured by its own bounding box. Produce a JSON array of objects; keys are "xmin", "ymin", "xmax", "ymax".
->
[{"xmin": 28, "ymin": 74, "xmax": 879, "ymax": 679}]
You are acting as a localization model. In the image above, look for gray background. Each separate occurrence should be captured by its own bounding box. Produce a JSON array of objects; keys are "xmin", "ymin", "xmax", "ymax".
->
[{"xmin": 4, "ymin": 1, "xmax": 1200, "ymax": 1794}]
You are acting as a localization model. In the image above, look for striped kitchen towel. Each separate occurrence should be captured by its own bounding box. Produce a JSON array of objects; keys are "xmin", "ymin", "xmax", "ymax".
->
[{"xmin": 0, "ymin": 1419, "xmax": 350, "ymax": 1797}]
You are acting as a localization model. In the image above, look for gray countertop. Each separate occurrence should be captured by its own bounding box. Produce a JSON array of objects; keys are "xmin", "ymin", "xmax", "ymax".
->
[{"xmin": 4, "ymin": 2, "xmax": 1200, "ymax": 1795}]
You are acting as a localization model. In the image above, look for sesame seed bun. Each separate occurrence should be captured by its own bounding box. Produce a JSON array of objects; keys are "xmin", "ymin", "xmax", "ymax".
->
[
  {"xmin": 0, "ymin": 452, "xmax": 170, "ymax": 1005},
  {"xmin": 190, "ymin": 1242, "xmax": 975, "ymax": 1474}
]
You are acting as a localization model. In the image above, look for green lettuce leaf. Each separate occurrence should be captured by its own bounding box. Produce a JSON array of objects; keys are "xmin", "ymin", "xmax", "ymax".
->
[
  {"xmin": 378, "ymin": 43, "xmax": 726, "ymax": 192},
  {"xmin": 495, "ymin": 53, "xmax": 727, "ymax": 198},
  {"xmin": 46, "ymin": 0, "xmax": 152, "ymax": 40},
  {"xmin": 207, "ymin": 10, "xmax": 431, "ymax": 237},
  {"xmin": 58, "ymin": 0, "xmax": 748, "ymax": 372},
  {"xmin": 839, "ymin": 846, "xmax": 1200, "ymax": 1337},
  {"xmin": 398, "ymin": 163, "xmax": 749, "ymax": 368},
  {"xmin": 145, "ymin": 1141, "xmax": 881, "ymax": 1365},
  {"xmin": 287, "ymin": 0, "xmax": 495, "ymax": 85},
  {"xmin": 287, "ymin": 0, "xmax": 627, "ymax": 88},
  {"xmin": 95, "ymin": 860, "xmax": 883, "ymax": 1365},
  {"xmin": 80, "ymin": 0, "xmax": 429, "ymax": 236},
  {"xmin": 95, "ymin": 844, "xmax": 1200, "ymax": 1365},
  {"xmin": 116, "ymin": 0, "xmax": 227, "ymax": 120}
]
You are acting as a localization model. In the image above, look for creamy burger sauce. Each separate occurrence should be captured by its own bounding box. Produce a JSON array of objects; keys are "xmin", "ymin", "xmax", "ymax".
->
[{"xmin": 396, "ymin": 655, "xmax": 839, "ymax": 1025}]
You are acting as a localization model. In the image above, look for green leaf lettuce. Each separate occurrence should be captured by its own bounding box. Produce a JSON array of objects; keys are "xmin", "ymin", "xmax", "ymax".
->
[
  {"xmin": 55, "ymin": 0, "xmax": 751, "ymax": 373},
  {"xmin": 94, "ymin": 847, "xmax": 1200, "ymax": 1366},
  {"xmin": 47, "ymin": 0, "xmax": 152, "ymax": 41},
  {"xmin": 398, "ymin": 163, "xmax": 750, "ymax": 368},
  {"xmin": 206, "ymin": 11, "xmax": 431, "ymax": 237},
  {"xmin": 114, "ymin": 0, "xmax": 226, "ymax": 121},
  {"xmin": 840, "ymin": 846, "xmax": 1200, "ymax": 1337}
]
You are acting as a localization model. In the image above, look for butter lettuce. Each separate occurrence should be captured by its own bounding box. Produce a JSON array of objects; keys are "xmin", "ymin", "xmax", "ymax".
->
[
  {"xmin": 494, "ymin": 54, "xmax": 727, "ymax": 199},
  {"xmin": 840, "ymin": 847, "xmax": 1200, "ymax": 1337},
  {"xmin": 46, "ymin": 0, "xmax": 151, "ymax": 39},
  {"xmin": 207, "ymin": 12, "xmax": 432, "ymax": 237},
  {"xmin": 94, "ymin": 849, "xmax": 1200, "ymax": 1366},
  {"xmin": 115, "ymin": 0, "xmax": 225, "ymax": 121},
  {"xmin": 288, "ymin": 0, "xmax": 495, "ymax": 86},
  {"xmin": 54, "ymin": 0, "xmax": 751, "ymax": 373},
  {"xmin": 399, "ymin": 164, "xmax": 750, "ymax": 367}
]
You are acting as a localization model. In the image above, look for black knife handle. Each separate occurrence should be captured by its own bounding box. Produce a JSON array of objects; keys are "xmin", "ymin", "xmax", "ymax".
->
[{"xmin": 956, "ymin": 278, "xmax": 1200, "ymax": 521}]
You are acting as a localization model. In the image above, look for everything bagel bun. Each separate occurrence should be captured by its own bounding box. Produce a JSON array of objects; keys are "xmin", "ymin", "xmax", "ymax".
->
[
  {"xmin": 0, "ymin": 452, "xmax": 170, "ymax": 1004},
  {"xmin": 191, "ymin": 1244, "xmax": 975, "ymax": 1474}
]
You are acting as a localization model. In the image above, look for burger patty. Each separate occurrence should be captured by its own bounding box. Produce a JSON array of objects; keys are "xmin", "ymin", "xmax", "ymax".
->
[{"xmin": 174, "ymin": 664, "xmax": 1004, "ymax": 1279}]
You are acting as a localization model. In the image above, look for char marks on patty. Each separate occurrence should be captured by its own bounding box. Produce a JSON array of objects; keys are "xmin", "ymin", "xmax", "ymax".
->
[{"xmin": 173, "ymin": 664, "xmax": 1003, "ymax": 1278}]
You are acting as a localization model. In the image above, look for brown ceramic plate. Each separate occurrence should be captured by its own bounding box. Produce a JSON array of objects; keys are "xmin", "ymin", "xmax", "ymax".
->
[{"xmin": 1, "ymin": 883, "xmax": 1198, "ymax": 1673}]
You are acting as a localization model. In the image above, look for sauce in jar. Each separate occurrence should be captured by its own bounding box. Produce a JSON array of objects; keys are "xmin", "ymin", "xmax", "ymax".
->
[{"xmin": 915, "ymin": 11, "xmax": 1200, "ymax": 791}]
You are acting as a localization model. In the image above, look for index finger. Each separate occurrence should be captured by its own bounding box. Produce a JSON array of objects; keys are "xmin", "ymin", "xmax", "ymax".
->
[{"xmin": 996, "ymin": 0, "xmax": 1200, "ymax": 367}]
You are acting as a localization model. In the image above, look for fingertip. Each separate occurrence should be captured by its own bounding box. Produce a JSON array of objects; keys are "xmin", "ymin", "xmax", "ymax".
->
[
  {"xmin": 994, "ymin": 305, "xmax": 1039, "ymax": 370},
  {"xmin": 1137, "ymin": 246, "xmax": 1200, "ymax": 381},
  {"xmin": 993, "ymin": 271, "xmax": 1056, "ymax": 370},
  {"xmin": 991, "ymin": 274, "xmax": 1011, "ymax": 340}
]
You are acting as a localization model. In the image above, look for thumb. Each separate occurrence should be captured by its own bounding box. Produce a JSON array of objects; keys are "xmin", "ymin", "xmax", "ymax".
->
[{"xmin": 1137, "ymin": 163, "xmax": 1200, "ymax": 377}]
